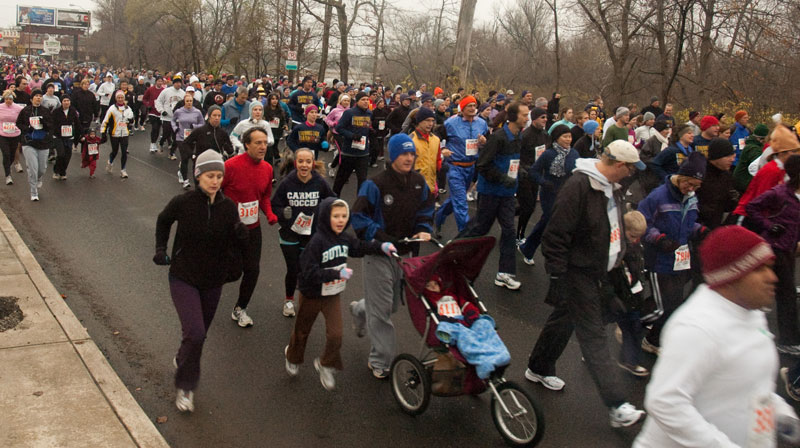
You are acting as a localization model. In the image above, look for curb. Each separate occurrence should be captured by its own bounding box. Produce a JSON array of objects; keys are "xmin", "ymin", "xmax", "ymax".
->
[{"xmin": 0, "ymin": 208, "xmax": 169, "ymax": 448}]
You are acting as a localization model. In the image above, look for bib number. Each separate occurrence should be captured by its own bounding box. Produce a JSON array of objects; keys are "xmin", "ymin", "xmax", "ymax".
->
[
  {"xmin": 118, "ymin": 122, "xmax": 128, "ymax": 133},
  {"xmin": 609, "ymin": 220, "xmax": 621, "ymax": 259},
  {"xmin": 238, "ymin": 200, "xmax": 259, "ymax": 225},
  {"xmin": 627, "ymin": 135, "xmax": 635, "ymax": 144},
  {"xmin": 321, "ymin": 263, "xmax": 347, "ymax": 296},
  {"xmin": 436, "ymin": 296, "xmax": 462, "ymax": 319},
  {"xmin": 183, "ymin": 128, "xmax": 192, "ymax": 139},
  {"xmin": 378, "ymin": 120, "xmax": 385, "ymax": 131},
  {"xmin": 507, "ymin": 159, "xmax": 520, "ymax": 179},
  {"xmin": 440, "ymin": 139, "xmax": 446, "ymax": 149},
  {"xmin": 2, "ymin": 122, "xmax": 16, "ymax": 134},
  {"xmin": 738, "ymin": 138, "xmax": 746, "ymax": 151},
  {"xmin": 465, "ymin": 139, "xmax": 478, "ymax": 156},
  {"xmin": 673, "ymin": 244, "xmax": 691, "ymax": 271},
  {"xmin": 353, "ymin": 136, "xmax": 367, "ymax": 150},
  {"xmin": 534, "ymin": 145, "xmax": 546, "ymax": 161},
  {"xmin": 747, "ymin": 394, "xmax": 775, "ymax": 447},
  {"xmin": 61, "ymin": 125, "xmax": 72, "ymax": 137},
  {"xmin": 87, "ymin": 143, "xmax": 99, "ymax": 155},
  {"xmin": 270, "ymin": 117, "xmax": 280, "ymax": 128},
  {"xmin": 290, "ymin": 212, "xmax": 313, "ymax": 236},
  {"xmin": 137, "ymin": 95, "xmax": 144, "ymax": 102},
  {"xmin": 29, "ymin": 116, "xmax": 42, "ymax": 130}
]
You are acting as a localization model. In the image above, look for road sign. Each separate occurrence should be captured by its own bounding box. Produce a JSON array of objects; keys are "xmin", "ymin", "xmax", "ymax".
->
[
  {"xmin": 43, "ymin": 37, "xmax": 60, "ymax": 55},
  {"xmin": 287, "ymin": 50, "xmax": 297, "ymax": 60},
  {"xmin": 285, "ymin": 60, "xmax": 298, "ymax": 71}
]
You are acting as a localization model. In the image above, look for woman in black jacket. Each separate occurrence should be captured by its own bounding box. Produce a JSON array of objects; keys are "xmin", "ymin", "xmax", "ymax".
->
[
  {"xmin": 264, "ymin": 93, "xmax": 288, "ymax": 166},
  {"xmin": 154, "ymin": 149, "xmax": 247, "ymax": 413},
  {"xmin": 50, "ymin": 95, "xmax": 82, "ymax": 180}
]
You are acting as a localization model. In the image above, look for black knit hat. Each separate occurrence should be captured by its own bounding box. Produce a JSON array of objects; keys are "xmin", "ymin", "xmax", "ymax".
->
[
  {"xmin": 677, "ymin": 151, "xmax": 707, "ymax": 180},
  {"xmin": 550, "ymin": 124, "xmax": 571, "ymax": 142},
  {"xmin": 531, "ymin": 107, "xmax": 547, "ymax": 120},
  {"xmin": 707, "ymin": 138, "xmax": 734, "ymax": 161},
  {"xmin": 653, "ymin": 120, "xmax": 669, "ymax": 132}
]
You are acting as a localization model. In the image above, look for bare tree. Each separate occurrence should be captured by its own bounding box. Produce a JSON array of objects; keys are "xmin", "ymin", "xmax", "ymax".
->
[{"xmin": 452, "ymin": 0, "xmax": 478, "ymax": 86}]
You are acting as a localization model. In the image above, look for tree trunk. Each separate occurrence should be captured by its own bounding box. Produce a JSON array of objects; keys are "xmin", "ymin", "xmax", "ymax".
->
[
  {"xmin": 371, "ymin": 0, "xmax": 386, "ymax": 81},
  {"xmin": 696, "ymin": 0, "xmax": 715, "ymax": 104},
  {"xmin": 335, "ymin": 2, "xmax": 350, "ymax": 83},
  {"xmin": 318, "ymin": 3, "xmax": 333, "ymax": 81},
  {"xmin": 452, "ymin": 0, "xmax": 478, "ymax": 87},
  {"xmin": 289, "ymin": 0, "xmax": 299, "ymax": 82},
  {"xmin": 546, "ymin": 0, "xmax": 562, "ymax": 91}
]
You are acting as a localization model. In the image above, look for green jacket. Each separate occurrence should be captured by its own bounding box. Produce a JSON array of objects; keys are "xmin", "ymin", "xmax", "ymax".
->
[{"xmin": 732, "ymin": 135, "xmax": 765, "ymax": 193}]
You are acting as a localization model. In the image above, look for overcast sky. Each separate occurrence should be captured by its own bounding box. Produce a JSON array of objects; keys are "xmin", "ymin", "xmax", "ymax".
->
[{"xmin": 0, "ymin": 0, "xmax": 505, "ymax": 29}]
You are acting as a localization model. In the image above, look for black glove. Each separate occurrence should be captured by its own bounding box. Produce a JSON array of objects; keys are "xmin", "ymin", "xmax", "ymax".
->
[
  {"xmin": 655, "ymin": 234, "xmax": 680, "ymax": 253},
  {"xmin": 153, "ymin": 248, "xmax": 170, "ymax": 265},
  {"xmin": 161, "ymin": 111, "xmax": 168, "ymax": 117},
  {"xmin": 501, "ymin": 176, "xmax": 517, "ymax": 189},
  {"xmin": 100, "ymin": 134, "xmax": 108, "ymax": 144},
  {"xmin": 728, "ymin": 189, "xmax": 740, "ymax": 203},
  {"xmin": 229, "ymin": 116, "xmax": 239, "ymax": 126},
  {"xmin": 769, "ymin": 223, "xmax": 786, "ymax": 237}
]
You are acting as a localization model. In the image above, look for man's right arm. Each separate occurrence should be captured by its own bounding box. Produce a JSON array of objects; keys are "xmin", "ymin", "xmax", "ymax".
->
[{"xmin": 541, "ymin": 176, "xmax": 584, "ymax": 276}]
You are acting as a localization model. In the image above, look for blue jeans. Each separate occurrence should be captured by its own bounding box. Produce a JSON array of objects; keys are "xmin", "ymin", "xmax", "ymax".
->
[
  {"xmin": 618, "ymin": 311, "xmax": 644, "ymax": 365},
  {"xmin": 435, "ymin": 163, "xmax": 474, "ymax": 232}
]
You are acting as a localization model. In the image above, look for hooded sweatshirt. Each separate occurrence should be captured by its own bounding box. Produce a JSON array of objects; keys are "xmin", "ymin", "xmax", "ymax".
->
[
  {"xmin": 271, "ymin": 169, "xmax": 336, "ymax": 243},
  {"xmin": 297, "ymin": 198, "xmax": 382, "ymax": 299}
]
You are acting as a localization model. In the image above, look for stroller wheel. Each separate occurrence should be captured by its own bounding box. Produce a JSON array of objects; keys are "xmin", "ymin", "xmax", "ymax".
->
[
  {"xmin": 490, "ymin": 381, "xmax": 545, "ymax": 446},
  {"xmin": 390, "ymin": 354, "xmax": 431, "ymax": 416}
]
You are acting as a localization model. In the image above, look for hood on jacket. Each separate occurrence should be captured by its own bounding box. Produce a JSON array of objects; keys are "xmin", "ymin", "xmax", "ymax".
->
[
  {"xmin": 317, "ymin": 197, "xmax": 350, "ymax": 237},
  {"xmin": 573, "ymin": 158, "xmax": 616, "ymax": 197}
]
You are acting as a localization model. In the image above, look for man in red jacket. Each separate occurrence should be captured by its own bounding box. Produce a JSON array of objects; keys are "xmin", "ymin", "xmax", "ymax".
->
[
  {"xmin": 142, "ymin": 77, "xmax": 166, "ymax": 153},
  {"xmin": 222, "ymin": 127, "xmax": 278, "ymax": 327}
]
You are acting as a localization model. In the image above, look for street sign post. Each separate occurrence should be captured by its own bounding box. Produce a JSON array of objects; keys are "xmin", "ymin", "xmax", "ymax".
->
[
  {"xmin": 286, "ymin": 50, "xmax": 297, "ymax": 70},
  {"xmin": 285, "ymin": 60, "xmax": 298, "ymax": 70},
  {"xmin": 42, "ymin": 37, "xmax": 60, "ymax": 55}
]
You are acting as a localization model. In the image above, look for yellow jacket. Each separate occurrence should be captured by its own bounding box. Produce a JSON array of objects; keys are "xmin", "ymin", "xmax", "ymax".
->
[{"xmin": 412, "ymin": 130, "xmax": 441, "ymax": 193}]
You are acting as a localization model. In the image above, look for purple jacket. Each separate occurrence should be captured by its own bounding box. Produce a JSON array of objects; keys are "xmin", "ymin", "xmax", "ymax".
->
[{"xmin": 745, "ymin": 183, "xmax": 800, "ymax": 253}]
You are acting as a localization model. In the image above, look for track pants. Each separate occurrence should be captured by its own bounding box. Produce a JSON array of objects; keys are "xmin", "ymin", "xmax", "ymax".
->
[
  {"xmin": 774, "ymin": 249, "xmax": 799, "ymax": 346},
  {"xmin": 53, "ymin": 137, "xmax": 72, "ymax": 177},
  {"xmin": 235, "ymin": 225, "xmax": 262, "ymax": 310},
  {"xmin": 22, "ymin": 146, "xmax": 47, "ymax": 196},
  {"xmin": 149, "ymin": 115, "xmax": 161, "ymax": 144},
  {"xmin": 287, "ymin": 292, "xmax": 343, "ymax": 370},
  {"xmin": 435, "ymin": 163, "xmax": 473, "ymax": 232}
]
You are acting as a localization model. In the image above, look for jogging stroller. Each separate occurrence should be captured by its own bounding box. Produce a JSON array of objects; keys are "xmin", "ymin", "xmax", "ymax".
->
[{"xmin": 389, "ymin": 236, "xmax": 544, "ymax": 447}]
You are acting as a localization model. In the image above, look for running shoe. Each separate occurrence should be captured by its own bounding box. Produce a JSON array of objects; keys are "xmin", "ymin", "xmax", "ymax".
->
[
  {"xmin": 641, "ymin": 338, "xmax": 660, "ymax": 355},
  {"xmin": 495, "ymin": 272, "xmax": 521, "ymax": 290},
  {"xmin": 169, "ymin": 154, "xmax": 177, "ymax": 160},
  {"xmin": 282, "ymin": 301, "xmax": 296, "ymax": 317},
  {"xmin": 182, "ymin": 180, "xmax": 190, "ymax": 190},
  {"xmin": 120, "ymin": 170, "xmax": 128, "ymax": 179},
  {"xmin": 106, "ymin": 161, "xmax": 113, "ymax": 173},
  {"xmin": 368, "ymin": 361, "xmax": 389, "ymax": 379},
  {"xmin": 617, "ymin": 362, "xmax": 650, "ymax": 377},
  {"xmin": 314, "ymin": 358, "xmax": 335, "ymax": 391},
  {"xmin": 52, "ymin": 173, "xmax": 60, "ymax": 180},
  {"xmin": 285, "ymin": 346, "xmax": 299, "ymax": 377},
  {"xmin": 177, "ymin": 170, "xmax": 184, "ymax": 184},
  {"xmin": 60, "ymin": 175, "xmax": 67, "ymax": 180},
  {"xmin": 517, "ymin": 245, "xmax": 535, "ymax": 266},
  {"xmin": 14, "ymin": 162, "xmax": 23, "ymax": 173},
  {"xmin": 781, "ymin": 367, "xmax": 800, "ymax": 401},
  {"xmin": 609, "ymin": 402, "xmax": 645, "ymax": 428},
  {"xmin": 5, "ymin": 176, "xmax": 12, "ymax": 185},
  {"xmin": 516, "ymin": 237, "xmax": 526, "ymax": 246},
  {"xmin": 231, "ymin": 306, "xmax": 254, "ymax": 327},
  {"xmin": 30, "ymin": 194, "xmax": 39, "ymax": 202},
  {"xmin": 175, "ymin": 389, "xmax": 194, "ymax": 412},
  {"xmin": 36, "ymin": 180, "xmax": 42, "ymax": 189},
  {"xmin": 524, "ymin": 369, "xmax": 565, "ymax": 391}
]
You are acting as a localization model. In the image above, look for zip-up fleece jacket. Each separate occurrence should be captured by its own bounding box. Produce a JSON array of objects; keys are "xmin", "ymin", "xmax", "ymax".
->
[
  {"xmin": 100, "ymin": 104, "xmax": 134, "ymax": 138},
  {"xmin": 181, "ymin": 122, "xmax": 234, "ymax": 160},
  {"xmin": 16, "ymin": 103, "xmax": 53, "ymax": 149},
  {"xmin": 50, "ymin": 106, "xmax": 82, "ymax": 143},
  {"xmin": 155, "ymin": 189, "xmax": 248, "ymax": 289},
  {"xmin": 476, "ymin": 124, "xmax": 522, "ymax": 197},
  {"xmin": 155, "ymin": 86, "xmax": 185, "ymax": 122},
  {"xmin": 71, "ymin": 88, "xmax": 98, "ymax": 124},
  {"xmin": 351, "ymin": 166, "xmax": 434, "ymax": 255},
  {"xmin": 271, "ymin": 170, "xmax": 336, "ymax": 243},
  {"xmin": 746, "ymin": 183, "xmax": 800, "ymax": 253},
  {"xmin": 298, "ymin": 198, "xmax": 383, "ymax": 299},
  {"xmin": 335, "ymin": 106, "xmax": 372, "ymax": 157}
]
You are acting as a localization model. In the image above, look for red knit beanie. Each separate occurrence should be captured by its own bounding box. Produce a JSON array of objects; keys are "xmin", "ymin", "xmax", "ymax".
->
[
  {"xmin": 700, "ymin": 226, "xmax": 774, "ymax": 288},
  {"xmin": 459, "ymin": 95, "xmax": 477, "ymax": 111},
  {"xmin": 700, "ymin": 115, "xmax": 719, "ymax": 131}
]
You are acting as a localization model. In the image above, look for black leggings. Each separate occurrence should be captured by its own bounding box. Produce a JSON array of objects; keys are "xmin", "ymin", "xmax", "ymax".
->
[
  {"xmin": 0, "ymin": 135, "xmax": 19, "ymax": 177},
  {"xmin": 332, "ymin": 155, "xmax": 369, "ymax": 197},
  {"xmin": 162, "ymin": 121, "xmax": 175, "ymax": 149},
  {"xmin": 280, "ymin": 242, "xmax": 305, "ymax": 298},
  {"xmin": 516, "ymin": 178, "xmax": 539, "ymax": 239},
  {"xmin": 236, "ymin": 226, "xmax": 262, "ymax": 309},
  {"xmin": 149, "ymin": 115, "xmax": 161, "ymax": 143},
  {"xmin": 109, "ymin": 137, "xmax": 129, "ymax": 169}
]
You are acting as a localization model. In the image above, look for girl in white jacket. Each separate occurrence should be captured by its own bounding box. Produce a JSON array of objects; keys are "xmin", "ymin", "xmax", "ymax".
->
[
  {"xmin": 230, "ymin": 101, "xmax": 274, "ymax": 155},
  {"xmin": 100, "ymin": 91, "xmax": 134, "ymax": 178}
]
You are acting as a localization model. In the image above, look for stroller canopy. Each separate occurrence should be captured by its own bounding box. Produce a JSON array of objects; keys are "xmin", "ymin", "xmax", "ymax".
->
[{"xmin": 400, "ymin": 236, "xmax": 496, "ymax": 294}]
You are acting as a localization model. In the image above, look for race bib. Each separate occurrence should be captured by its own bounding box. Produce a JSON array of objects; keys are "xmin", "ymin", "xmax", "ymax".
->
[
  {"xmin": 465, "ymin": 139, "xmax": 478, "ymax": 156},
  {"xmin": 301, "ymin": 104, "xmax": 309, "ymax": 111},
  {"xmin": 183, "ymin": 128, "xmax": 191, "ymax": 139},
  {"xmin": 507, "ymin": 159, "xmax": 520, "ymax": 179},
  {"xmin": 29, "ymin": 116, "xmax": 42, "ymax": 130},
  {"xmin": 54, "ymin": 84, "xmax": 60, "ymax": 92},
  {"xmin": 534, "ymin": 144, "xmax": 546, "ymax": 161},
  {"xmin": 436, "ymin": 296, "xmax": 463, "ymax": 319},
  {"xmin": 117, "ymin": 122, "xmax": 128, "ymax": 133},
  {"xmin": 238, "ymin": 200, "xmax": 259, "ymax": 225},
  {"xmin": 609, "ymin": 220, "xmax": 621, "ymax": 259},
  {"xmin": 747, "ymin": 394, "xmax": 775, "ymax": 447},
  {"xmin": 353, "ymin": 136, "xmax": 367, "ymax": 150},
  {"xmin": 440, "ymin": 139, "xmax": 446, "ymax": 149},
  {"xmin": 738, "ymin": 138, "xmax": 746, "ymax": 151},
  {"xmin": 290, "ymin": 212, "xmax": 313, "ymax": 236},
  {"xmin": 378, "ymin": 120, "xmax": 385, "ymax": 131},
  {"xmin": 269, "ymin": 117, "xmax": 280, "ymax": 128},
  {"xmin": 673, "ymin": 244, "xmax": 691, "ymax": 271},
  {"xmin": 61, "ymin": 125, "xmax": 72, "ymax": 137},
  {"xmin": 137, "ymin": 95, "xmax": 144, "ymax": 102},
  {"xmin": 87, "ymin": 143, "xmax": 99, "ymax": 155},
  {"xmin": 2, "ymin": 122, "xmax": 16, "ymax": 134},
  {"xmin": 627, "ymin": 135, "xmax": 635, "ymax": 144},
  {"xmin": 321, "ymin": 263, "xmax": 347, "ymax": 296}
]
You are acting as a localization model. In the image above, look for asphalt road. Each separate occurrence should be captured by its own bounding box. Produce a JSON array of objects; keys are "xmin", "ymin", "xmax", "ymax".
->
[{"xmin": 0, "ymin": 128, "xmax": 732, "ymax": 447}]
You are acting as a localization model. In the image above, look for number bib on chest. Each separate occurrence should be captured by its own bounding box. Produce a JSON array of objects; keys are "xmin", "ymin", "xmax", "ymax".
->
[
  {"xmin": 534, "ymin": 145, "xmax": 546, "ymax": 161},
  {"xmin": 378, "ymin": 120, "xmax": 385, "ymax": 130},
  {"xmin": 738, "ymin": 138, "xmax": 746, "ymax": 151},
  {"xmin": 609, "ymin": 220, "xmax": 621, "ymax": 259},
  {"xmin": 61, "ymin": 125, "xmax": 72, "ymax": 137},
  {"xmin": 321, "ymin": 263, "xmax": 347, "ymax": 296},
  {"xmin": 238, "ymin": 200, "xmax": 259, "ymax": 225},
  {"xmin": 673, "ymin": 244, "xmax": 691, "ymax": 271},
  {"xmin": 87, "ymin": 143, "xmax": 99, "ymax": 155},
  {"xmin": 436, "ymin": 296, "xmax": 462, "ymax": 319},
  {"xmin": 137, "ymin": 95, "xmax": 144, "ymax": 102},
  {"xmin": 117, "ymin": 122, "xmax": 128, "ymax": 133},
  {"xmin": 465, "ymin": 139, "xmax": 478, "ymax": 156},
  {"xmin": 2, "ymin": 122, "xmax": 16, "ymax": 134},
  {"xmin": 507, "ymin": 159, "xmax": 520, "ymax": 179},
  {"xmin": 269, "ymin": 117, "xmax": 280, "ymax": 128},
  {"xmin": 290, "ymin": 212, "xmax": 313, "ymax": 236},
  {"xmin": 183, "ymin": 128, "xmax": 192, "ymax": 139},
  {"xmin": 352, "ymin": 136, "xmax": 367, "ymax": 150},
  {"xmin": 747, "ymin": 394, "xmax": 775, "ymax": 447},
  {"xmin": 29, "ymin": 116, "xmax": 42, "ymax": 130}
]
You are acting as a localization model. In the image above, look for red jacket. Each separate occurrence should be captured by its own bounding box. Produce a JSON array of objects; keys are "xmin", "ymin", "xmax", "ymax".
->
[
  {"xmin": 733, "ymin": 158, "xmax": 785, "ymax": 216},
  {"xmin": 142, "ymin": 86, "xmax": 164, "ymax": 117},
  {"xmin": 221, "ymin": 153, "xmax": 278, "ymax": 228}
]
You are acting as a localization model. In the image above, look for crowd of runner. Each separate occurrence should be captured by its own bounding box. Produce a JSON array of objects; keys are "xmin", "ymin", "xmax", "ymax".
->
[{"xmin": 3, "ymin": 56, "xmax": 800, "ymax": 445}]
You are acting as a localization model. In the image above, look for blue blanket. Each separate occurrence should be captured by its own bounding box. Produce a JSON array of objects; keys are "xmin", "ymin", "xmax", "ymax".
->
[{"xmin": 435, "ymin": 315, "xmax": 511, "ymax": 379}]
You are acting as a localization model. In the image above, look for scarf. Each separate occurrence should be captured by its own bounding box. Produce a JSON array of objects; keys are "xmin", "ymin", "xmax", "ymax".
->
[{"xmin": 549, "ymin": 142, "xmax": 571, "ymax": 177}]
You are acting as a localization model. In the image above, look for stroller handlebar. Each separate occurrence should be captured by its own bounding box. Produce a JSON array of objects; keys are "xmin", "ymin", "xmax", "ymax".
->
[{"xmin": 397, "ymin": 237, "xmax": 445, "ymax": 249}]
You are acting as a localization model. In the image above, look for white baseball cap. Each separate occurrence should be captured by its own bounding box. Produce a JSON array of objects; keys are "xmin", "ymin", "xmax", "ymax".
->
[{"xmin": 604, "ymin": 140, "xmax": 645, "ymax": 170}]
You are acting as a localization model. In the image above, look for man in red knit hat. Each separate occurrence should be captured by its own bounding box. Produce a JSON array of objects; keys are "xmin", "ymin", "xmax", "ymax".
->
[{"xmin": 635, "ymin": 225, "xmax": 800, "ymax": 447}]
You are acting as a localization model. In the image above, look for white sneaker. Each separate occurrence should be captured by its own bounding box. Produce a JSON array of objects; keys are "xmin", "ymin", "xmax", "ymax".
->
[
  {"xmin": 120, "ymin": 170, "xmax": 128, "ymax": 179},
  {"xmin": 350, "ymin": 300, "xmax": 366, "ymax": 337},
  {"xmin": 282, "ymin": 301, "xmax": 296, "ymax": 317},
  {"xmin": 466, "ymin": 191, "xmax": 476, "ymax": 202},
  {"xmin": 175, "ymin": 389, "xmax": 194, "ymax": 412},
  {"xmin": 106, "ymin": 161, "xmax": 113, "ymax": 173},
  {"xmin": 60, "ymin": 175, "xmax": 67, "ymax": 180},
  {"xmin": 609, "ymin": 402, "xmax": 645, "ymax": 428},
  {"xmin": 327, "ymin": 162, "xmax": 336, "ymax": 178},
  {"xmin": 285, "ymin": 345, "xmax": 299, "ymax": 377},
  {"xmin": 314, "ymin": 358, "xmax": 336, "ymax": 391},
  {"xmin": 495, "ymin": 272, "xmax": 521, "ymax": 290},
  {"xmin": 177, "ymin": 170, "xmax": 184, "ymax": 184},
  {"xmin": 30, "ymin": 194, "xmax": 39, "ymax": 201},
  {"xmin": 182, "ymin": 180, "xmax": 190, "ymax": 189},
  {"xmin": 517, "ymin": 245, "xmax": 535, "ymax": 266},
  {"xmin": 53, "ymin": 173, "xmax": 60, "ymax": 180},
  {"xmin": 36, "ymin": 180, "xmax": 42, "ymax": 189},
  {"xmin": 149, "ymin": 143, "xmax": 157, "ymax": 153},
  {"xmin": 5, "ymin": 176, "xmax": 12, "ymax": 185},
  {"xmin": 524, "ymin": 369, "xmax": 565, "ymax": 391},
  {"xmin": 14, "ymin": 162, "xmax": 23, "ymax": 173},
  {"xmin": 516, "ymin": 237, "xmax": 526, "ymax": 246},
  {"xmin": 231, "ymin": 306, "xmax": 253, "ymax": 327}
]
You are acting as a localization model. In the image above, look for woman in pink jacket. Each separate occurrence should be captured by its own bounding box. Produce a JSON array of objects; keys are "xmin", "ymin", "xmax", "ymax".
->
[
  {"xmin": 0, "ymin": 89, "xmax": 24, "ymax": 185},
  {"xmin": 323, "ymin": 95, "xmax": 351, "ymax": 174}
]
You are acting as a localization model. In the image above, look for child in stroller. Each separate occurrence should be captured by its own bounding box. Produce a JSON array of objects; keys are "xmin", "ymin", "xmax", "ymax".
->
[{"xmin": 424, "ymin": 274, "xmax": 480, "ymax": 327}]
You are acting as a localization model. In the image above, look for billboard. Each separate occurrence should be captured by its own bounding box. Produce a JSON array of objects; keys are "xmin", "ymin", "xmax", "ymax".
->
[
  {"xmin": 16, "ymin": 6, "xmax": 56, "ymax": 27},
  {"xmin": 57, "ymin": 9, "xmax": 91, "ymax": 29}
]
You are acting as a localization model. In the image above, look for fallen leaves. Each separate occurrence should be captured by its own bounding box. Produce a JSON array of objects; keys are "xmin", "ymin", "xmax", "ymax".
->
[
  {"xmin": 32, "ymin": 391, "xmax": 43, "ymax": 397},
  {"xmin": 156, "ymin": 416, "xmax": 168, "ymax": 424}
]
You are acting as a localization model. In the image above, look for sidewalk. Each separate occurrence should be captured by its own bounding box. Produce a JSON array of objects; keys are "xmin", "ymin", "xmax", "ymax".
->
[{"xmin": 0, "ymin": 207, "xmax": 169, "ymax": 448}]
